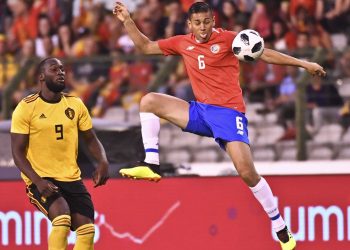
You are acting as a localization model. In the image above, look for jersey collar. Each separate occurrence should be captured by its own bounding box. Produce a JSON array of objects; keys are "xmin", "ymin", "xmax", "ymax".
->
[{"xmin": 39, "ymin": 92, "xmax": 62, "ymax": 104}]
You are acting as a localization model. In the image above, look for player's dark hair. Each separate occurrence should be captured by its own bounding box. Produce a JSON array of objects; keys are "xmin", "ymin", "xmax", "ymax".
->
[
  {"xmin": 188, "ymin": 2, "xmax": 212, "ymax": 19},
  {"xmin": 35, "ymin": 57, "xmax": 55, "ymax": 81}
]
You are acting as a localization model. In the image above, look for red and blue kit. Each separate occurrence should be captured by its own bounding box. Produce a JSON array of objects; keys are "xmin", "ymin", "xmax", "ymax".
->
[
  {"xmin": 158, "ymin": 28, "xmax": 245, "ymax": 113},
  {"xmin": 158, "ymin": 29, "xmax": 250, "ymax": 147}
]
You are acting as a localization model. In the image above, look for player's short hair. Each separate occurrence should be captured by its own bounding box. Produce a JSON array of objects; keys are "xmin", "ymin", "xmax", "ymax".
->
[
  {"xmin": 188, "ymin": 2, "xmax": 212, "ymax": 19},
  {"xmin": 35, "ymin": 57, "xmax": 57, "ymax": 81}
]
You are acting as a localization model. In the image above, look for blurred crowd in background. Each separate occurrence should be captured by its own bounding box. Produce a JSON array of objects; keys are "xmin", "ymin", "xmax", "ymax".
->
[{"xmin": 0, "ymin": 0, "xmax": 350, "ymax": 140}]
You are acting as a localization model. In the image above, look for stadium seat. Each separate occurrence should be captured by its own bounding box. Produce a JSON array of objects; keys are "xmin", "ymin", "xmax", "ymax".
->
[
  {"xmin": 279, "ymin": 148, "xmax": 297, "ymax": 161},
  {"xmin": 308, "ymin": 146, "xmax": 333, "ymax": 160},
  {"xmin": 336, "ymin": 147, "xmax": 350, "ymax": 159},
  {"xmin": 197, "ymin": 136, "xmax": 218, "ymax": 148},
  {"xmin": 246, "ymin": 103, "xmax": 265, "ymax": 113},
  {"xmin": 165, "ymin": 150, "xmax": 191, "ymax": 164},
  {"xmin": 276, "ymin": 140, "xmax": 297, "ymax": 148},
  {"xmin": 193, "ymin": 149, "xmax": 219, "ymax": 162},
  {"xmin": 341, "ymin": 128, "xmax": 350, "ymax": 145},
  {"xmin": 246, "ymin": 111, "xmax": 264, "ymax": 124},
  {"xmin": 103, "ymin": 107, "xmax": 126, "ymax": 121},
  {"xmin": 159, "ymin": 127, "xmax": 173, "ymax": 146},
  {"xmin": 248, "ymin": 126, "xmax": 257, "ymax": 144},
  {"xmin": 246, "ymin": 103, "xmax": 265, "ymax": 125},
  {"xmin": 252, "ymin": 148, "xmax": 276, "ymax": 161},
  {"xmin": 265, "ymin": 112, "xmax": 278, "ymax": 124},
  {"xmin": 126, "ymin": 109, "xmax": 141, "ymax": 125},
  {"xmin": 221, "ymin": 152, "xmax": 232, "ymax": 162},
  {"xmin": 170, "ymin": 132, "xmax": 201, "ymax": 149},
  {"xmin": 311, "ymin": 124, "xmax": 343, "ymax": 145},
  {"xmin": 254, "ymin": 125, "xmax": 285, "ymax": 146}
]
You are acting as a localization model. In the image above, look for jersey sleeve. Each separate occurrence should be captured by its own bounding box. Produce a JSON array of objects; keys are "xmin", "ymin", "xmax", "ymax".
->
[
  {"xmin": 77, "ymin": 98, "xmax": 93, "ymax": 131},
  {"xmin": 158, "ymin": 35, "xmax": 184, "ymax": 56},
  {"xmin": 10, "ymin": 101, "xmax": 30, "ymax": 134}
]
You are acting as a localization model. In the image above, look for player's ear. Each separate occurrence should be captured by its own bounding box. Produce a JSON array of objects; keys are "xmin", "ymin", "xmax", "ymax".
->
[
  {"xmin": 187, "ymin": 19, "xmax": 192, "ymax": 31},
  {"xmin": 213, "ymin": 16, "xmax": 215, "ymax": 27},
  {"xmin": 39, "ymin": 72, "xmax": 45, "ymax": 81}
]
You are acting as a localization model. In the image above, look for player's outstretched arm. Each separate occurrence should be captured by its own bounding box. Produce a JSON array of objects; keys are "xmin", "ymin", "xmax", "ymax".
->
[
  {"xmin": 80, "ymin": 129, "xmax": 109, "ymax": 187},
  {"xmin": 260, "ymin": 48, "xmax": 326, "ymax": 77},
  {"xmin": 113, "ymin": 1, "xmax": 162, "ymax": 55}
]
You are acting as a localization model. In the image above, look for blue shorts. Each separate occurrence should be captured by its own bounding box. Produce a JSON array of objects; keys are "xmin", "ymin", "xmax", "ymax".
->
[{"xmin": 184, "ymin": 101, "xmax": 250, "ymax": 149}]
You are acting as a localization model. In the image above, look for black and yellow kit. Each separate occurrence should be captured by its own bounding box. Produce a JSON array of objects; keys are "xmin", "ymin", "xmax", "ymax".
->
[{"xmin": 11, "ymin": 93, "xmax": 92, "ymax": 185}]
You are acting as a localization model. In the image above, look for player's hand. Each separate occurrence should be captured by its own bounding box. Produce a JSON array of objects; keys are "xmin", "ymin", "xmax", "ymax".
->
[
  {"xmin": 303, "ymin": 62, "xmax": 326, "ymax": 77},
  {"xmin": 113, "ymin": 2, "xmax": 131, "ymax": 23},
  {"xmin": 93, "ymin": 161, "xmax": 109, "ymax": 187},
  {"xmin": 35, "ymin": 179, "xmax": 59, "ymax": 203}
]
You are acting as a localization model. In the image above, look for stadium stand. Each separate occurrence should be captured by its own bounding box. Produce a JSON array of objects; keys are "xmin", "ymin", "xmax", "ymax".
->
[{"xmin": 0, "ymin": 0, "xmax": 349, "ymax": 168}]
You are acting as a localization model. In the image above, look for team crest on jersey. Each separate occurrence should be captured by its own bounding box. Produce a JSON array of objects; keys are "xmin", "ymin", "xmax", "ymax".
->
[
  {"xmin": 210, "ymin": 44, "xmax": 220, "ymax": 54},
  {"xmin": 65, "ymin": 108, "xmax": 75, "ymax": 120}
]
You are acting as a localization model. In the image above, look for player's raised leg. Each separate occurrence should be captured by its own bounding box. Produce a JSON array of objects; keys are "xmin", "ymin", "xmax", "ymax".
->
[
  {"xmin": 119, "ymin": 92, "xmax": 189, "ymax": 181},
  {"xmin": 225, "ymin": 141, "xmax": 296, "ymax": 250}
]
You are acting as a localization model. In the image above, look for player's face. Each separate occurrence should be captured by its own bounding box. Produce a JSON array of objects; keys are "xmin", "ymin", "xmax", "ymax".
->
[
  {"xmin": 44, "ymin": 59, "xmax": 66, "ymax": 93},
  {"xmin": 188, "ymin": 11, "xmax": 215, "ymax": 43}
]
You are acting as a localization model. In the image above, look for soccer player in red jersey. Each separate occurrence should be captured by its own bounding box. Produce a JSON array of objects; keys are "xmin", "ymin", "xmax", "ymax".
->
[{"xmin": 114, "ymin": 2, "xmax": 326, "ymax": 249}]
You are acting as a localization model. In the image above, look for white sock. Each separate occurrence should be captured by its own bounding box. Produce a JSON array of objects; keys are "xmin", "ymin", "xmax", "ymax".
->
[
  {"xmin": 250, "ymin": 177, "xmax": 286, "ymax": 232},
  {"xmin": 140, "ymin": 112, "xmax": 160, "ymax": 165}
]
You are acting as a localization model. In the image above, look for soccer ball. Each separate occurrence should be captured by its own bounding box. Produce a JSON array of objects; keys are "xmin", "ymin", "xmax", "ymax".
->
[{"xmin": 232, "ymin": 29, "xmax": 264, "ymax": 62}]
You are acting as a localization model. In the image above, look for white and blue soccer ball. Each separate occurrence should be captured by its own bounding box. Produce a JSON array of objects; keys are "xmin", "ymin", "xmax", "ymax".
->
[{"xmin": 232, "ymin": 29, "xmax": 264, "ymax": 62}]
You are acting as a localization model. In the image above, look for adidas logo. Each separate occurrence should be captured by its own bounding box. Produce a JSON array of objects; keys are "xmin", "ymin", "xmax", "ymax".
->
[{"xmin": 39, "ymin": 113, "xmax": 47, "ymax": 119}]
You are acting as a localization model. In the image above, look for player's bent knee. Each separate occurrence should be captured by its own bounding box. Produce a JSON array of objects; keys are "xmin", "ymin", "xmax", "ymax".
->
[
  {"xmin": 74, "ymin": 223, "xmax": 95, "ymax": 250},
  {"xmin": 140, "ymin": 92, "xmax": 159, "ymax": 112}
]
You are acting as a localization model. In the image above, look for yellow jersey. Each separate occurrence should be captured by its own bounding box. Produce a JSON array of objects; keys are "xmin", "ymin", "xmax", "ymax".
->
[{"xmin": 11, "ymin": 93, "xmax": 92, "ymax": 185}]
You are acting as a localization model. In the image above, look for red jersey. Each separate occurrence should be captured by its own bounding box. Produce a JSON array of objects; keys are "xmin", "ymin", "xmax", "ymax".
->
[{"xmin": 158, "ymin": 28, "xmax": 245, "ymax": 112}]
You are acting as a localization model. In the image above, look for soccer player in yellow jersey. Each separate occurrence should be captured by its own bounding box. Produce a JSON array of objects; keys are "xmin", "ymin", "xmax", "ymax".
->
[{"xmin": 11, "ymin": 57, "xmax": 109, "ymax": 250}]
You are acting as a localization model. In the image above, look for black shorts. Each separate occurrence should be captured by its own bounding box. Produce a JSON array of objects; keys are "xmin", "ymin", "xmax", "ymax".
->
[{"xmin": 26, "ymin": 178, "xmax": 94, "ymax": 222}]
